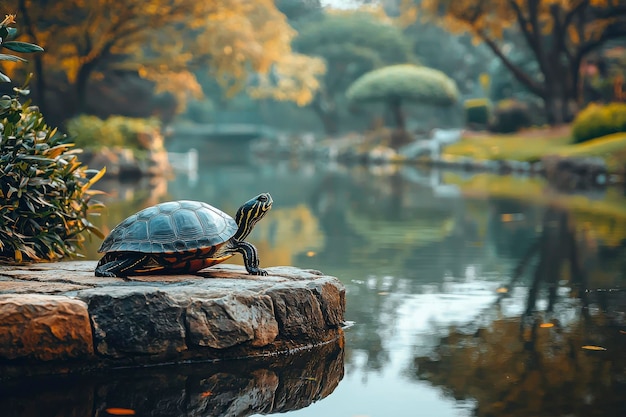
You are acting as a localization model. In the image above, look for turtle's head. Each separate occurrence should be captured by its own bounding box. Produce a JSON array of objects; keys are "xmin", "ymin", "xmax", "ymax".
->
[{"xmin": 234, "ymin": 193, "xmax": 273, "ymax": 241}]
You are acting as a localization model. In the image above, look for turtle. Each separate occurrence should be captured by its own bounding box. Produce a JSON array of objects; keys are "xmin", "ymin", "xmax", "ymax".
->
[{"xmin": 95, "ymin": 193, "xmax": 272, "ymax": 278}]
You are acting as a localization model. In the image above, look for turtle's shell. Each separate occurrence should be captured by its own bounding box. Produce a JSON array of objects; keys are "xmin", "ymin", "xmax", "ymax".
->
[{"xmin": 98, "ymin": 200, "xmax": 238, "ymax": 253}]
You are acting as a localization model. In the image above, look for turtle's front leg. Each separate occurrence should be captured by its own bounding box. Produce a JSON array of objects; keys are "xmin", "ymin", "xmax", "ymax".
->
[{"xmin": 234, "ymin": 241, "xmax": 267, "ymax": 276}]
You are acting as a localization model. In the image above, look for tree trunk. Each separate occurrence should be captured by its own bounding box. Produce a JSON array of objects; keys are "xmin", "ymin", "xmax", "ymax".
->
[
  {"xmin": 311, "ymin": 98, "xmax": 339, "ymax": 136},
  {"xmin": 388, "ymin": 98, "xmax": 412, "ymax": 149},
  {"xmin": 73, "ymin": 60, "xmax": 98, "ymax": 118},
  {"xmin": 540, "ymin": 79, "xmax": 578, "ymax": 125},
  {"xmin": 389, "ymin": 98, "xmax": 405, "ymax": 131}
]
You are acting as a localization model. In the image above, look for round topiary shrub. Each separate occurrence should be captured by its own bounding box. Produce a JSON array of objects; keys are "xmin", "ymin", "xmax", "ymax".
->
[
  {"xmin": 490, "ymin": 99, "xmax": 532, "ymax": 133},
  {"xmin": 346, "ymin": 64, "xmax": 459, "ymax": 141},
  {"xmin": 346, "ymin": 64, "xmax": 459, "ymax": 109},
  {"xmin": 572, "ymin": 102, "xmax": 626, "ymax": 143},
  {"xmin": 464, "ymin": 98, "xmax": 491, "ymax": 128}
]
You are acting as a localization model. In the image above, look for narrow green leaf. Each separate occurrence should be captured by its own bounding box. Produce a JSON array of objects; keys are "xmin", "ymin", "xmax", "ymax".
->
[
  {"xmin": 20, "ymin": 155, "xmax": 55, "ymax": 162},
  {"xmin": 2, "ymin": 41, "xmax": 44, "ymax": 53},
  {"xmin": 0, "ymin": 53, "xmax": 26, "ymax": 62}
]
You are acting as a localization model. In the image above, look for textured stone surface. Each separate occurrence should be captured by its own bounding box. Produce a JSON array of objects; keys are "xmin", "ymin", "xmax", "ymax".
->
[
  {"xmin": 0, "ymin": 262, "xmax": 345, "ymax": 374},
  {"xmin": 0, "ymin": 294, "xmax": 93, "ymax": 361},
  {"xmin": 185, "ymin": 292, "xmax": 278, "ymax": 349},
  {"xmin": 307, "ymin": 278, "xmax": 346, "ymax": 327},
  {"xmin": 265, "ymin": 281, "xmax": 329, "ymax": 340},
  {"xmin": 76, "ymin": 287, "xmax": 187, "ymax": 358}
]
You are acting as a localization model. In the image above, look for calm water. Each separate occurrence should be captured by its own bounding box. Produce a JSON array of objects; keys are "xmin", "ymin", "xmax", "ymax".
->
[{"xmin": 2, "ymin": 153, "xmax": 626, "ymax": 417}]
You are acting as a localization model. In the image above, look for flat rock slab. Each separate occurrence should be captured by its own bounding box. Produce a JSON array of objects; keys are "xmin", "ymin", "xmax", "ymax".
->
[{"xmin": 0, "ymin": 262, "xmax": 345, "ymax": 378}]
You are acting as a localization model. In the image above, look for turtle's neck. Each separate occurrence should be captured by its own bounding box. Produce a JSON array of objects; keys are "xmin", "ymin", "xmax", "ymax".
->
[{"xmin": 234, "ymin": 207, "xmax": 256, "ymax": 241}]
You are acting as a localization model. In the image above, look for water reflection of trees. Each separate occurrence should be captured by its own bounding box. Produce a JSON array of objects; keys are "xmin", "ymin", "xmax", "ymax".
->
[
  {"xmin": 301, "ymin": 167, "xmax": 486, "ymax": 282},
  {"xmin": 298, "ymin": 167, "xmax": 503, "ymax": 375},
  {"xmin": 413, "ymin": 207, "xmax": 626, "ymax": 417}
]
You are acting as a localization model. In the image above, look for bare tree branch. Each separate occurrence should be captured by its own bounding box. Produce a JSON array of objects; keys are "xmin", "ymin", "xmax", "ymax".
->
[{"xmin": 476, "ymin": 29, "xmax": 545, "ymax": 97}]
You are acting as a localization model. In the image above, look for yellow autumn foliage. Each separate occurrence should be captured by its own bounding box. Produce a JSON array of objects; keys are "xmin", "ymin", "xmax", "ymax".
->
[
  {"xmin": 412, "ymin": 0, "xmax": 619, "ymax": 49},
  {"xmin": 5, "ymin": 0, "xmax": 324, "ymax": 110}
]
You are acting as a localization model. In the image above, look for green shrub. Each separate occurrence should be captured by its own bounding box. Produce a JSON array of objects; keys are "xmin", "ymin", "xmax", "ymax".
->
[
  {"xmin": 490, "ymin": 99, "xmax": 532, "ymax": 133},
  {"xmin": 0, "ymin": 96, "xmax": 105, "ymax": 262},
  {"xmin": 346, "ymin": 64, "xmax": 459, "ymax": 107},
  {"xmin": 464, "ymin": 98, "xmax": 491, "ymax": 127},
  {"xmin": 66, "ymin": 115, "xmax": 162, "ymax": 150},
  {"xmin": 0, "ymin": 15, "xmax": 104, "ymax": 263},
  {"xmin": 572, "ymin": 102, "xmax": 626, "ymax": 143}
]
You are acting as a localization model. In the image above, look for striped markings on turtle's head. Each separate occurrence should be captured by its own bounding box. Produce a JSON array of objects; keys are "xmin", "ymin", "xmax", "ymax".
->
[{"xmin": 234, "ymin": 193, "xmax": 273, "ymax": 241}]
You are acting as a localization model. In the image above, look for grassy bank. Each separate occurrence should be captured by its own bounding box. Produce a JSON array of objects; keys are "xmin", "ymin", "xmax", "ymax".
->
[
  {"xmin": 443, "ymin": 172, "xmax": 626, "ymax": 247},
  {"xmin": 444, "ymin": 126, "xmax": 626, "ymax": 172}
]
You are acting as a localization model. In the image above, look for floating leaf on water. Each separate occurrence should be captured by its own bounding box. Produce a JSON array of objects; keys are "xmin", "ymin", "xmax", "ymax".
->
[
  {"xmin": 306, "ymin": 251, "xmax": 316, "ymax": 257},
  {"xmin": 200, "ymin": 391, "xmax": 213, "ymax": 398},
  {"xmin": 496, "ymin": 287, "xmax": 508, "ymax": 294},
  {"xmin": 500, "ymin": 213, "xmax": 524, "ymax": 222},
  {"xmin": 539, "ymin": 323, "xmax": 554, "ymax": 328},
  {"xmin": 105, "ymin": 408, "xmax": 136, "ymax": 416},
  {"xmin": 581, "ymin": 345, "xmax": 607, "ymax": 351},
  {"xmin": 378, "ymin": 291, "xmax": 389, "ymax": 296}
]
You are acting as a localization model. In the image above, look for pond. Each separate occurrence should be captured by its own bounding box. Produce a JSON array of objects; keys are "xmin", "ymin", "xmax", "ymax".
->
[{"xmin": 2, "ymin": 152, "xmax": 625, "ymax": 417}]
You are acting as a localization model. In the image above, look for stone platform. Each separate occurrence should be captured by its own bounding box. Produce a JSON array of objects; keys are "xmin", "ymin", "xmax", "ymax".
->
[{"xmin": 0, "ymin": 262, "xmax": 345, "ymax": 378}]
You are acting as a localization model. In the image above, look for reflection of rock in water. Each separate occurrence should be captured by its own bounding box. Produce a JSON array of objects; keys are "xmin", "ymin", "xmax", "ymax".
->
[{"xmin": 0, "ymin": 337, "xmax": 344, "ymax": 417}]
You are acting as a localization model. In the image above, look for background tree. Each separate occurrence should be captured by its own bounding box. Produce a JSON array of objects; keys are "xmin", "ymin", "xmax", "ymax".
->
[
  {"xmin": 276, "ymin": 0, "xmax": 324, "ymax": 28},
  {"xmin": 346, "ymin": 64, "xmax": 459, "ymax": 146},
  {"xmin": 294, "ymin": 9, "xmax": 415, "ymax": 135},
  {"xmin": 3, "ymin": 0, "xmax": 324, "ymax": 125},
  {"xmin": 403, "ymin": 0, "xmax": 626, "ymax": 124},
  {"xmin": 406, "ymin": 20, "xmax": 494, "ymax": 97}
]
